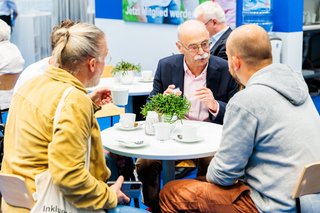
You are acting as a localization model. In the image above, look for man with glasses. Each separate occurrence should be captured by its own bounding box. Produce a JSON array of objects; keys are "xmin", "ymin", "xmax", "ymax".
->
[
  {"xmin": 193, "ymin": 1, "xmax": 232, "ymax": 60},
  {"xmin": 135, "ymin": 20, "xmax": 238, "ymax": 213}
]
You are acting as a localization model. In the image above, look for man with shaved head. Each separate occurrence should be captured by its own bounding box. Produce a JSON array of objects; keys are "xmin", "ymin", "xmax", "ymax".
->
[
  {"xmin": 159, "ymin": 24, "xmax": 320, "ymax": 212},
  {"xmin": 135, "ymin": 20, "xmax": 238, "ymax": 212}
]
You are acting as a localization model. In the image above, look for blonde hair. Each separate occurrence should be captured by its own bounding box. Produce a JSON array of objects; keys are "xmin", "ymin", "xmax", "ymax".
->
[
  {"xmin": 51, "ymin": 22, "xmax": 105, "ymax": 75},
  {"xmin": 51, "ymin": 19, "xmax": 77, "ymax": 50},
  {"xmin": 193, "ymin": 1, "xmax": 226, "ymax": 24}
]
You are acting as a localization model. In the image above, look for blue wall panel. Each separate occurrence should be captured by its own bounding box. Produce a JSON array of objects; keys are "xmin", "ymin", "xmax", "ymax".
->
[
  {"xmin": 236, "ymin": 0, "xmax": 303, "ymax": 33},
  {"xmin": 95, "ymin": 0, "xmax": 122, "ymax": 19},
  {"xmin": 236, "ymin": 0, "xmax": 243, "ymax": 27},
  {"xmin": 273, "ymin": 0, "xmax": 303, "ymax": 32}
]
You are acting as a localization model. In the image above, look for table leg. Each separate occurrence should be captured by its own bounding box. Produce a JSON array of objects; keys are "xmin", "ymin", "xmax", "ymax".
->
[
  {"xmin": 125, "ymin": 96, "xmax": 133, "ymax": 113},
  {"xmin": 162, "ymin": 160, "xmax": 175, "ymax": 185}
]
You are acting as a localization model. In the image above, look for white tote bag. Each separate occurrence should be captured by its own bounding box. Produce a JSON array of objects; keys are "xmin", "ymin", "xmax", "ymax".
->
[{"xmin": 31, "ymin": 87, "xmax": 104, "ymax": 213}]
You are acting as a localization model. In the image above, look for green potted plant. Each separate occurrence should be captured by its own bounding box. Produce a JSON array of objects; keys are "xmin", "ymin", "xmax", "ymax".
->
[
  {"xmin": 141, "ymin": 93, "xmax": 191, "ymax": 123},
  {"xmin": 111, "ymin": 60, "xmax": 141, "ymax": 84}
]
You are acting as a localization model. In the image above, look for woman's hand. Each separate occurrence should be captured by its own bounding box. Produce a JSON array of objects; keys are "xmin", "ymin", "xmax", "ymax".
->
[
  {"xmin": 109, "ymin": 176, "xmax": 130, "ymax": 205},
  {"xmin": 89, "ymin": 87, "xmax": 112, "ymax": 106}
]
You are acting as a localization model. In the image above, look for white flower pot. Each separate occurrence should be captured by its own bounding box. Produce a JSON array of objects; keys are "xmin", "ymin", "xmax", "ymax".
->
[
  {"xmin": 119, "ymin": 71, "xmax": 135, "ymax": 84},
  {"xmin": 160, "ymin": 114, "xmax": 178, "ymax": 123}
]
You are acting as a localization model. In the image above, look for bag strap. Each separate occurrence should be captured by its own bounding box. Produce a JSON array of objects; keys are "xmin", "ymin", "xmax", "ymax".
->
[{"xmin": 53, "ymin": 87, "xmax": 91, "ymax": 169}]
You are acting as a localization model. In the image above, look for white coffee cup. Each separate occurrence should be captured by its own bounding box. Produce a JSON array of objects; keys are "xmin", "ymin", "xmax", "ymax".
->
[
  {"xmin": 154, "ymin": 122, "xmax": 172, "ymax": 141},
  {"xmin": 176, "ymin": 124, "xmax": 198, "ymax": 141},
  {"xmin": 119, "ymin": 113, "xmax": 136, "ymax": 128},
  {"xmin": 141, "ymin": 70, "xmax": 153, "ymax": 81},
  {"xmin": 111, "ymin": 87, "xmax": 129, "ymax": 106}
]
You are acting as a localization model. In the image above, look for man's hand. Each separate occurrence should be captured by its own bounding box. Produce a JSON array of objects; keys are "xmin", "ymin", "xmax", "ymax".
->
[
  {"xmin": 109, "ymin": 176, "xmax": 130, "ymax": 205},
  {"xmin": 195, "ymin": 87, "xmax": 218, "ymax": 112},
  {"xmin": 89, "ymin": 87, "xmax": 112, "ymax": 106},
  {"xmin": 164, "ymin": 84, "xmax": 182, "ymax": 96}
]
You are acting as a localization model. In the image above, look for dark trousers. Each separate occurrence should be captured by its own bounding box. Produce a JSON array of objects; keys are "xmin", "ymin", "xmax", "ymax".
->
[{"xmin": 0, "ymin": 15, "xmax": 12, "ymax": 27}]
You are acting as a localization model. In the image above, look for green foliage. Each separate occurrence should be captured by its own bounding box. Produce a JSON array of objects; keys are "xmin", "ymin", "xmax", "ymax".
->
[
  {"xmin": 112, "ymin": 60, "xmax": 142, "ymax": 77},
  {"xmin": 141, "ymin": 93, "xmax": 191, "ymax": 123}
]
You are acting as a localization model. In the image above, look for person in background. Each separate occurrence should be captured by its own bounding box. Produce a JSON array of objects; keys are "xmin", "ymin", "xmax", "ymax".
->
[
  {"xmin": 135, "ymin": 20, "xmax": 238, "ymax": 212},
  {"xmin": 0, "ymin": 19, "xmax": 24, "ymax": 110},
  {"xmin": 0, "ymin": 0, "xmax": 18, "ymax": 29},
  {"xmin": 1, "ymin": 22, "xmax": 140, "ymax": 212},
  {"xmin": 214, "ymin": 0, "xmax": 236, "ymax": 29},
  {"xmin": 193, "ymin": 1, "xmax": 232, "ymax": 60},
  {"xmin": 159, "ymin": 24, "xmax": 320, "ymax": 212}
]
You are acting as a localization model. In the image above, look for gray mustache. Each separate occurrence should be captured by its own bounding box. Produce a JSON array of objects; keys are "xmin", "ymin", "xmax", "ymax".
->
[{"xmin": 194, "ymin": 52, "xmax": 209, "ymax": 60}]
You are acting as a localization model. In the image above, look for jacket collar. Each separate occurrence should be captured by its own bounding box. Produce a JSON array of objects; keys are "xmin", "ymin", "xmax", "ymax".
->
[{"xmin": 45, "ymin": 66, "xmax": 88, "ymax": 94}]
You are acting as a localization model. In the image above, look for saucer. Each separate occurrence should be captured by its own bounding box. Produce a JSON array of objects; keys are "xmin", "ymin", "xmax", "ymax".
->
[
  {"xmin": 172, "ymin": 134, "xmax": 203, "ymax": 143},
  {"xmin": 139, "ymin": 78, "xmax": 154, "ymax": 83},
  {"xmin": 117, "ymin": 140, "xmax": 148, "ymax": 148},
  {"xmin": 114, "ymin": 123, "xmax": 142, "ymax": 131}
]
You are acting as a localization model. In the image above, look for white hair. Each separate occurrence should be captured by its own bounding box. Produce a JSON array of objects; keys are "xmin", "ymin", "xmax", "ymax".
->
[
  {"xmin": 0, "ymin": 19, "xmax": 11, "ymax": 42},
  {"xmin": 193, "ymin": 1, "xmax": 226, "ymax": 24}
]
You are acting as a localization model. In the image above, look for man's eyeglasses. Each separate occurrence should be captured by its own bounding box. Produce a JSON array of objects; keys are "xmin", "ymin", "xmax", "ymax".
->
[
  {"xmin": 179, "ymin": 40, "xmax": 212, "ymax": 54},
  {"xmin": 105, "ymin": 54, "xmax": 112, "ymax": 64},
  {"xmin": 204, "ymin": 19, "xmax": 212, "ymax": 25}
]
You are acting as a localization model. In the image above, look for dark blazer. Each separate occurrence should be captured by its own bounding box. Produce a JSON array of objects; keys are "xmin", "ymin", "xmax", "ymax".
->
[
  {"xmin": 210, "ymin": 27, "xmax": 232, "ymax": 60},
  {"xmin": 149, "ymin": 54, "xmax": 238, "ymax": 124}
]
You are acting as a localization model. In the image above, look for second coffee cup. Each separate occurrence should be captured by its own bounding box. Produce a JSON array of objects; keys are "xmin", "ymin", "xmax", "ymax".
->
[
  {"xmin": 154, "ymin": 122, "xmax": 172, "ymax": 141},
  {"xmin": 176, "ymin": 124, "xmax": 199, "ymax": 142},
  {"xmin": 119, "ymin": 113, "xmax": 136, "ymax": 128},
  {"xmin": 111, "ymin": 87, "xmax": 129, "ymax": 106}
]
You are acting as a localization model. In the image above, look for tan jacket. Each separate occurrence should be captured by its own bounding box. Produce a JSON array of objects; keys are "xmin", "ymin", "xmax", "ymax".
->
[{"xmin": 1, "ymin": 66, "xmax": 117, "ymax": 212}]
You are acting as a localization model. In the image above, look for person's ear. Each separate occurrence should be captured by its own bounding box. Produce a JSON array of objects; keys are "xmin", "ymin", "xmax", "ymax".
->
[
  {"xmin": 88, "ymin": 58, "xmax": 96, "ymax": 73},
  {"xmin": 212, "ymin": 19, "xmax": 218, "ymax": 26},
  {"xmin": 232, "ymin": 56, "xmax": 240, "ymax": 71},
  {"xmin": 176, "ymin": 42, "xmax": 184, "ymax": 54}
]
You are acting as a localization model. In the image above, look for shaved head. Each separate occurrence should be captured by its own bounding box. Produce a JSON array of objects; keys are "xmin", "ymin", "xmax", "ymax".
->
[
  {"xmin": 227, "ymin": 24, "xmax": 272, "ymax": 67},
  {"xmin": 177, "ymin": 20, "xmax": 209, "ymax": 44}
]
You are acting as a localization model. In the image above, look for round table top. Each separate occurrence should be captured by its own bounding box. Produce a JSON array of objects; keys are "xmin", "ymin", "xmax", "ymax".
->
[
  {"xmin": 90, "ymin": 77, "xmax": 153, "ymax": 96},
  {"xmin": 101, "ymin": 120, "xmax": 222, "ymax": 160}
]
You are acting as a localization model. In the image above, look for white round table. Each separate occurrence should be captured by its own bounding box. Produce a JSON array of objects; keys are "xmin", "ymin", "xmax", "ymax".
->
[
  {"xmin": 101, "ymin": 120, "xmax": 223, "ymax": 184},
  {"xmin": 90, "ymin": 77, "xmax": 153, "ymax": 96}
]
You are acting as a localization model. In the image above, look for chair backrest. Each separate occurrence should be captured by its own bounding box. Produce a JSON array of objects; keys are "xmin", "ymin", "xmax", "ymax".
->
[
  {"xmin": 0, "ymin": 173, "xmax": 34, "ymax": 209},
  {"xmin": 0, "ymin": 73, "xmax": 21, "ymax": 90},
  {"xmin": 292, "ymin": 162, "xmax": 320, "ymax": 198},
  {"xmin": 95, "ymin": 103, "xmax": 125, "ymax": 118},
  {"xmin": 292, "ymin": 162, "xmax": 320, "ymax": 212},
  {"xmin": 101, "ymin": 65, "xmax": 114, "ymax": 78}
]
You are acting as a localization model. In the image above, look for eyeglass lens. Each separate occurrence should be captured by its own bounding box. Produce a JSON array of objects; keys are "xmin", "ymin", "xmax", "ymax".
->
[{"xmin": 188, "ymin": 41, "xmax": 210, "ymax": 52}]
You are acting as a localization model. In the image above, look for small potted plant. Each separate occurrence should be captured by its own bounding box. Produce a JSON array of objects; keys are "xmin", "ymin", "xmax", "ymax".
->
[
  {"xmin": 141, "ymin": 93, "xmax": 191, "ymax": 123},
  {"xmin": 111, "ymin": 60, "xmax": 141, "ymax": 84}
]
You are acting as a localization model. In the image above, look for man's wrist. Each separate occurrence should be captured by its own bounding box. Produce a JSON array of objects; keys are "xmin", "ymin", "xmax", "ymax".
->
[{"xmin": 210, "ymin": 100, "xmax": 218, "ymax": 113}]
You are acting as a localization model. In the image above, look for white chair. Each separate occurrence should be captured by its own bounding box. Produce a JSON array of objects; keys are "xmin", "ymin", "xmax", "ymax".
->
[
  {"xmin": 0, "ymin": 173, "xmax": 34, "ymax": 209},
  {"xmin": 292, "ymin": 162, "xmax": 320, "ymax": 213}
]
